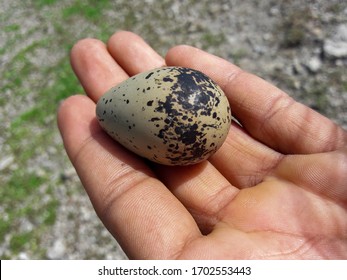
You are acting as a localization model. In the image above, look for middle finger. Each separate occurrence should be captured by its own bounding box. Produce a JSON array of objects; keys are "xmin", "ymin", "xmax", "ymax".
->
[
  {"xmin": 107, "ymin": 31, "xmax": 165, "ymax": 75},
  {"xmin": 70, "ymin": 38, "xmax": 129, "ymax": 102}
]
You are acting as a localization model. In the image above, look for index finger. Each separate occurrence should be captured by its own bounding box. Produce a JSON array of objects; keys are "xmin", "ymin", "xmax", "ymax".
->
[{"xmin": 166, "ymin": 46, "xmax": 347, "ymax": 154}]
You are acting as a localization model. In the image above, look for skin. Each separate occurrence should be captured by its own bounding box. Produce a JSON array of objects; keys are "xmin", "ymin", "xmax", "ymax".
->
[{"xmin": 57, "ymin": 31, "xmax": 347, "ymax": 259}]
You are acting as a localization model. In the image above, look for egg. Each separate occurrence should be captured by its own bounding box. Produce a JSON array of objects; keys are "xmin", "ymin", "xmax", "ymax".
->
[{"xmin": 96, "ymin": 66, "xmax": 231, "ymax": 166}]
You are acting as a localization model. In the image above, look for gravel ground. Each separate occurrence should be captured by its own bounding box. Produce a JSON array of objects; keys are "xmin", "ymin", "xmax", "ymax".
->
[{"xmin": 0, "ymin": 0, "xmax": 346, "ymax": 259}]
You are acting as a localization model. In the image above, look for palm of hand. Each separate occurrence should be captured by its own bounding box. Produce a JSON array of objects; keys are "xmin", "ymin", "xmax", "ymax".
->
[{"xmin": 58, "ymin": 31, "xmax": 347, "ymax": 259}]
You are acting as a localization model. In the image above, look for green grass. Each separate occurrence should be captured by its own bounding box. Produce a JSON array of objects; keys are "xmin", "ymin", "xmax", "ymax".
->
[
  {"xmin": 1, "ymin": 55, "xmax": 78, "ymax": 256},
  {"xmin": 0, "ymin": 169, "xmax": 59, "ymax": 253},
  {"xmin": 34, "ymin": 0, "xmax": 58, "ymax": 8},
  {"xmin": 0, "ymin": 219, "xmax": 11, "ymax": 243},
  {"xmin": 62, "ymin": 0, "xmax": 110, "ymax": 21},
  {"xmin": 0, "ymin": 0, "xmax": 89, "ymax": 258},
  {"xmin": 0, "ymin": 0, "xmax": 129, "ymax": 258},
  {"xmin": 201, "ymin": 32, "xmax": 226, "ymax": 49},
  {"xmin": 42, "ymin": 200, "xmax": 59, "ymax": 225},
  {"xmin": 3, "ymin": 24, "xmax": 20, "ymax": 32},
  {"xmin": 2, "ymin": 172, "xmax": 45, "ymax": 203},
  {"xmin": 9, "ymin": 231, "xmax": 35, "ymax": 254}
]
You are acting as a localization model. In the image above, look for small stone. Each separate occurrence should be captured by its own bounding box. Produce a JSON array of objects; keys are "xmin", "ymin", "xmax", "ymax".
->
[
  {"xmin": 324, "ymin": 40, "xmax": 347, "ymax": 58},
  {"xmin": 47, "ymin": 239, "xmax": 66, "ymax": 259},
  {"xmin": 60, "ymin": 167, "xmax": 77, "ymax": 182},
  {"xmin": 0, "ymin": 155, "xmax": 14, "ymax": 171},
  {"xmin": 305, "ymin": 57, "xmax": 322, "ymax": 73},
  {"xmin": 292, "ymin": 58, "xmax": 305, "ymax": 75},
  {"xmin": 269, "ymin": 6, "xmax": 280, "ymax": 16},
  {"xmin": 18, "ymin": 252, "xmax": 29, "ymax": 260},
  {"xmin": 336, "ymin": 24, "xmax": 347, "ymax": 41},
  {"xmin": 324, "ymin": 24, "xmax": 347, "ymax": 58}
]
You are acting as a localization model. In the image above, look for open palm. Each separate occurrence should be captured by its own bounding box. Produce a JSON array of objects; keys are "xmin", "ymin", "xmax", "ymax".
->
[{"xmin": 58, "ymin": 31, "xmax": 347, "ymax": 259}]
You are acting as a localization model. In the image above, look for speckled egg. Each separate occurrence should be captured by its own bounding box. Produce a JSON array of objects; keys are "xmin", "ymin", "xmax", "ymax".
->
[{"xmin": 96, "ymin": 66, "xmax": 231, "ymax": 166}]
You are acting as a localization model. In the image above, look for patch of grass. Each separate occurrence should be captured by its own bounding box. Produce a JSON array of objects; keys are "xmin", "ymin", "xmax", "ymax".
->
[
  {"xmin": 2, "ymin": 39, "xmax": 51, "ymax": 98},
  {"xmin": 279, "ymin": 8, "xmax": 311, "ymax": 48},
  {"xmin": 9, "ymin": 231, "xmax": 34, "ymax": 253},
  {"xmin": 1, "ymin": 172, "xmax": 45, "ymax": 204},
  {"xmin": 231, "ymin": 48, "xmax": 248, "ymax": 65},
  {"xmin": 11, "ymin": 108, "xmax": 43, "ymax": 130},
  {"xmin": 123, "ymin": 8, "xmax": 138, "ymax": 29},
  {"xmin": 343, "ymin": 81, "xmax": 347, "ymax": 92},
  {"xmin": 34, "ymin": 0, "xmax": 58, "ymax": 8},
  {"xmin": 53, "ymin": 59, "xmax": 83, "ymax": 101},
  {"xmin": 0, "ymin": 168, "xmax": 58, "ymax": 258},
  {"xmin": 1, "ymin": 0, "xmax": 122, "ymax": 259},
  {"xmin": 63, "ymin": 0, "xmax": 110, "ymax": 21},
  {"xmin": 201, "ymin": 31, "xmax": 226, "ymax": 49},
  {"xmin": 42, "ymin": 200, "xmax": 59, "ymax": 225},
  {"xmin": 3, "ymin": 24, "xmax": 20, "ymax": 32},
  {"xmin": 0, "ymin": 219, "xmax": 11, "ymax": 243},
  {"xmin": 9, "ymin": 58, "xmax": 82, "ymax": 133}
]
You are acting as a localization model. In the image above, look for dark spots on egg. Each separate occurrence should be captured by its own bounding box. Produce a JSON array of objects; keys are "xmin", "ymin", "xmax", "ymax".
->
[
  {"xmin": 145, "ymin": 72, "xmax": 154, "ymax": 79},
  {"xmin": 143, "ymin": 67, "xmax": 229, "ymax": 165},
  {"xmin": 215, "ymin": 97, "xmax": 220, "ymax": 107},
  {"xmin": 96, "ymin": 66, "xmax": 231, "ymax": 166},
  {"xmin": 150, "ymin": 117, "xmax": 160, "ymax": 122},
  {"xmin": 163, "ymin": 77, "xmax": 174, "ymax": 82}
]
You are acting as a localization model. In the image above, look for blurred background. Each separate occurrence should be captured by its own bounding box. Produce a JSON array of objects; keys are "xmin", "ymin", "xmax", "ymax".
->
[{"xmin": 0, "ymin": 0, "xmax": 346, "ymax": 259}]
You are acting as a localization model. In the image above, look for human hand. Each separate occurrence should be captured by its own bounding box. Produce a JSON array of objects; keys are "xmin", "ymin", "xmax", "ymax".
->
[{"xmin": 58, "ymin": 31, "xmax": 347, "ymax": 259}]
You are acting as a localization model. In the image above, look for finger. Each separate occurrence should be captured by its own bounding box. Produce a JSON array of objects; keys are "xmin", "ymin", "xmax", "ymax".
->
[
  {"xmin": 107, "ymin": 31, "xmax": 165, "ymax": 75},
  {"xmin": 209, "ymin": 123, "xmax": 283, "ymax": 188},
  {"xmin": 155, "ymin": 161, "xmax": 239, "ymax": 234},
  {"xmin": 166, "ymin": 45, "xmax": 347, "ymax": 154},
  {"xmin": 274, "ymin": 147, "xmax": 347, "ymax": 204},
  {"xmin": 58, "ymin": 95, "xmax": 201, "ymax": 259},
  {"xmin": 70, "ymin": 38, "xmax": 129, "ymax": 102}
]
